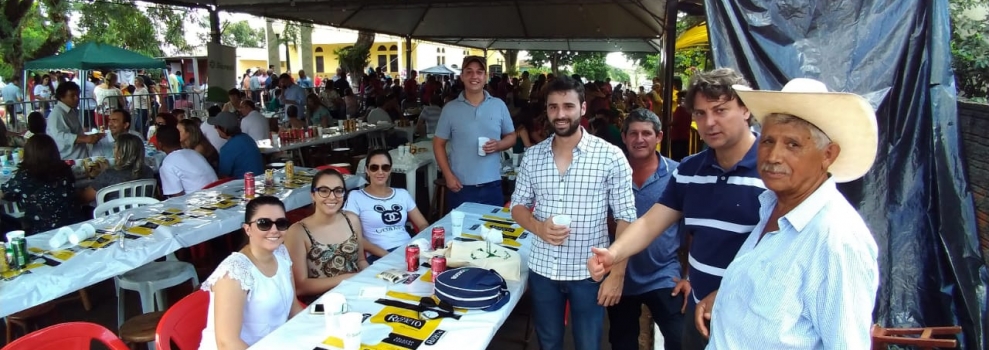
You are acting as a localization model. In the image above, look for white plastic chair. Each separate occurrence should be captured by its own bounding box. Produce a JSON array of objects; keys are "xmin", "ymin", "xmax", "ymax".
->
[
  {"xmin": 93, "ymin": 198, "xmax": 199, "ymax": 347},
  {"xmin": 2, "ymin": 200, "xmax": 24, "ymax": 219},
  {"xmin": 93, "ymin": 197, "xmax": 160, "ymax": 218},
  {"xmin": 95, "ymin": 179, "xmax": 157, "ymax": 206}
]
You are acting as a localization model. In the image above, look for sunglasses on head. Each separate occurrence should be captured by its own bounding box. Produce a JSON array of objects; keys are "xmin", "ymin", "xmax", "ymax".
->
[
  {"xmin": 368, "ymin": 164, "xmax": 392, "ymax": 173},
  {"xmin": 247, "ymin": 218, "xmax": 291, "ymax": 231},
  {"xmin": 313, "ymin": 186, "xmax": 346, "ymax": 198}
]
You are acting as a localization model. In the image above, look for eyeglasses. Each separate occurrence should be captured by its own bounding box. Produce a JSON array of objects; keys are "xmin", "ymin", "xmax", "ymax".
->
[
  {"xmin": 368, "ymin": 164, "xmax": 392, "ymax": 173},
  {"xmin": 313, "ymin": 186, "xmax": 346, "ymax": 198},
  {"xmin": 247, "ymin": 218, "xmax": 291, "ymax": 231}
]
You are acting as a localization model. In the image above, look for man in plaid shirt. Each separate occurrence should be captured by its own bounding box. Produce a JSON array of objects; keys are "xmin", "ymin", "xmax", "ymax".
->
[{"xmin": 510, "ymin": 76, "xmax": 637, "ymax": 350}]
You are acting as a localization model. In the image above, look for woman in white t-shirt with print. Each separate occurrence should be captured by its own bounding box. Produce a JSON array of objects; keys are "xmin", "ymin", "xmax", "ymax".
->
[{"xmin": 344, "ymin": 149, "xmax": 430, "ymax": 263}]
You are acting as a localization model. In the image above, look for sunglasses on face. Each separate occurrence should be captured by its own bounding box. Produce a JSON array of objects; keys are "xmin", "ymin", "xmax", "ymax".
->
[
  {"xmin": 247, "ymin": 218, "xmax": 291, "ymax": 231},
  {"xmin": 313, "ymin": 186, "xmax": 346, "ymax": 198},
  {"xmin": 368, "ymin": 164, "xmax": 392, "ymax": 173}
]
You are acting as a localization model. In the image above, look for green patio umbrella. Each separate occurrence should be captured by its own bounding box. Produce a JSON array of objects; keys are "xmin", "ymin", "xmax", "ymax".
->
[{"xmin": 25, "ymin": 43, "xmax": 166, "ymax": 70}]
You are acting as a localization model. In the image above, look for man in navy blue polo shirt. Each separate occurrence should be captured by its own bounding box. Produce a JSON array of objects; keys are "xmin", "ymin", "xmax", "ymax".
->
[
  {"xmin": 605, "ymin": 108, "xmax": 685, "ymax": 349},
  {"xmin": 588, "ymin": 68, "xmax": 765, "ymax": 349},
  {"xmin": 434, "ymin": 56, "xmax": 516, "ymax": 210}
]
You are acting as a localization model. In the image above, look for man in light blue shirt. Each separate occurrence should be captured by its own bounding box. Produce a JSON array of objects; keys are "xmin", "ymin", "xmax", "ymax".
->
[
  {"xmin": 434, "ymin": 56, "xmax": 515, "ymax": 210},
  {"xmin": 606, "ymin": 109, "xmax": 684, "ymax": 350},
  {"xmin": 700, "ymin": 78, "xmax": 880, "ymax": 349},
  {"xmin": 2, "ymin": 78, "xmax": 23, "ymax": 128},
  {"xmin": 279, "ymin": 73, "xmax": 307, "ymax": 110},
  {"xmin": 296, "ymin": 70, "xmax": 314, "ymax": 89}
]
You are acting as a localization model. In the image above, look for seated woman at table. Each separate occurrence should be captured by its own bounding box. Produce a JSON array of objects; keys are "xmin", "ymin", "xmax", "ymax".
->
[
  {"xmin": 80, "ymin": 133, "xmax": 155, "ymax": 204},
  {"xmin": 179, "ymin": 119, "xmax": 219, "ymax": 169},
  {"xmin": 344, "ymin": 149, "xmax": 429, "ymax": 264},
  {"xmin": 199, "ymin": 196, "xmax": 302, "ymax": 350},
  {"xmin": 306, "ymin": 93, "xmax": 333, "ymax": 128},
  {"xmin": 148, "ymin": 112, "xmax": 178, "ymax": 150},
  {"xmin": 285, "ymin": 168, "xmax": 369, "ymax": 301},
  {"xmin": 0, "ymin": 134, "xmax": 84, "ymax": 235}
]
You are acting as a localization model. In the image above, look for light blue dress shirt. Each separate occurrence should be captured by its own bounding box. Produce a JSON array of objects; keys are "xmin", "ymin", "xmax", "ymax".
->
[{"xmin": 707, "ymin": 178, "xmax": 879, "ymax": 350}]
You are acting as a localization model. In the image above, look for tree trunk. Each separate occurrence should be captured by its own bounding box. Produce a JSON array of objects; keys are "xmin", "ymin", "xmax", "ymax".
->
[
  {"xmin": 550, "ymin": 53, "xmax": 560, "ymax": 75},
  {"xmin": 499, "ymin": 49, "xmax": 519, "ymax": 76},
  {"xmin": 1, "ymin": 0, "xmax": 34, "ymax": 75},
  {"xmin": 350, "ymin": 30, "xmax": 375, "ymax": 89}
]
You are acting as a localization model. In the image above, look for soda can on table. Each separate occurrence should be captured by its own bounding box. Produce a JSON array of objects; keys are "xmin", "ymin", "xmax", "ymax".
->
[
  {"xmin": 285, "ymin": 161, "xmax": 295, "ymax": 181},
  {"xmin": 0, "ymin": 242, "xmax": 9, "ymax": 273},
  {"xmin": 14, "ymin": 238, "xmax": 26, "ymax": 269},
  {"xmin": 244, "ymin": 172, "xmax": 256, "ymax": 198},
  {"xmin": 406, "ymin": 245, "xmax": 420, "ymax": 272},
  {"xmin": 430, "ymin": 255, "xmax": 446, "ymax": 283},
  {"xmin": 431, "ymin": 227, "xmax": 445, "ymax": 250}
]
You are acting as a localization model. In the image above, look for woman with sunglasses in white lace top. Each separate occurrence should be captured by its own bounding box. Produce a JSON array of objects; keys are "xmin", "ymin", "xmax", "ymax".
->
[
  {"xmin": 199, "ymin": 196, "xmax": 303, "ymax": 350},
  {"xmin": 284, "ymin": 168, "xmax": 370, "ymax": 303},
  {"xmin": 344, "ymin": 149, "xmax": 430, "ymax": 264}
]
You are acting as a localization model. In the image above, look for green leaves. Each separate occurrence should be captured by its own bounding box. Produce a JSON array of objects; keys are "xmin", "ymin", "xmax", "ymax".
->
[{"xmin": 949, "ymin": 0, "xmax": 989, "ymax": 101}]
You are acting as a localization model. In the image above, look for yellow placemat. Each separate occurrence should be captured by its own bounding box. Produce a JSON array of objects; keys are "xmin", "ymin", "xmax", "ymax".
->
[
  {"xmin": 27, "ymin": 247, "xmax": 76, "ymax": 262},
  {"xmin": 322, "ymin": 305, "xmax": 448, "ymax": 349},
  {"xmin": 147, "ymin": 215, "xmax": 182, "ymax": 226},
  {"xmin": 459, "ymin": 234, "xmax": 522, "ymax": 248},
  {"xmin": 79, "ymin": 234, "xmax": 118, "ymax": 249}
]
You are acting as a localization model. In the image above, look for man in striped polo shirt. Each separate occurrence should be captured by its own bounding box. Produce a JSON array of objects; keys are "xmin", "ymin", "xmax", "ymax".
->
[{"xmin": 588, "ymin": 68, "xmax": 765, "ymax": 349}]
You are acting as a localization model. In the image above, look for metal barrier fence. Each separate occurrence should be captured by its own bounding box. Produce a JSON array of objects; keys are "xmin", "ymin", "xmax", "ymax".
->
[{"xmin": 2, "ymin": 91, "xmax": 207, "ymax": 133}]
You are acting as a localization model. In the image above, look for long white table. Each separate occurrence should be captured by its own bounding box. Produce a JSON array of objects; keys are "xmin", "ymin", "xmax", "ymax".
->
[
  {"xmin": 259, "ymin": 124, "xmax": 392, "ymax": 154},
  {"xmin": 250, "ymin": 203, "xmax": 531, "ymax": 350},
  {"xmin": 0, "ymin": 168, "xmax": 364, "ymax": 318}
]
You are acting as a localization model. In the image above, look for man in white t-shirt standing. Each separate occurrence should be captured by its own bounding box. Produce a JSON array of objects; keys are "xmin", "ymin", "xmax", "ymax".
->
[
  {"xmin": 237, "ymin": 99, "xmax": 270, "ymax": 141},
  {"xmin": 156, "ymin": 124, "xmax": 218, "ymax": 197}
]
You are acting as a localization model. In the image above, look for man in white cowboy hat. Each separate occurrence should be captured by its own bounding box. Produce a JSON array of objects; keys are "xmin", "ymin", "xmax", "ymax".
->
[{"xmin": 695, "ymin": 78, "xmax": 880, "ymax": 349}]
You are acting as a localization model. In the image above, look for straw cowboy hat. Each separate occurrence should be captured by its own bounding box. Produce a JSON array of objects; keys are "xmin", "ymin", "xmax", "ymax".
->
[{"xmin": 733, "ymin": 78, "xmax": 878, "ymax": 183}]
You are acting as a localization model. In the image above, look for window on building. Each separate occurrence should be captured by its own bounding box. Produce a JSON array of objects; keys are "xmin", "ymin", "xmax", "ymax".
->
[
  {"xmin": 378, "ymin": 55, "xmax": 387, "ymax": 70},
  {"xmin": 390, "ymin": 54, "xmax": 399, "ymax": 72},
  {"xmin": 390, "ymin": 45, "xmax": 398, "ymax": 51},
  {"xmin": 378, "ymin": 45, "xmax": 387, "ymax": 51},
  {"xmin": 316, "ymin": 56, "xmax": 325, "ymax": 73}
]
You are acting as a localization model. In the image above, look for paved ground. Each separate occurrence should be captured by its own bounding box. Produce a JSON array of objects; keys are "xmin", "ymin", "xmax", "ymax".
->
[{"xmin": 0, "ymin": 256, "xmax": 618, "ymax": 350}]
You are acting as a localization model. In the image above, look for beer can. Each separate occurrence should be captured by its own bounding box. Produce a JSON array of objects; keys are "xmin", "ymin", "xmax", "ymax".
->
[
  {"xmin": 4, "ymin": 243, "xmax": 15, "ymax": 271},
  {"xmin": 406, "ymin": 245, "xmax": 420, "ymax": 272},
  {"xmin": 14, "ymin": 238, "xmax": 26, "ymax": 269},
  {"xmin": 431, "ymin": 227, "xmax": 445, "ymax": 250},
  {"xmin": 264, "ymin": 169, "xmax": 275, "ymax": 188},
  {"xmin": 430, "ymin": 255, "xmax": 446, "ymax": 283},
  {"xmin": 285, "ymin": 161, "xmax": 295, "ymax": 181},
  {"xmin": 244, "ymin": 172, "xmax": 256, "ymax": 198},
  {"xmin": 0, "ymin": 243, "xmax": 9, "ymax": 273}
]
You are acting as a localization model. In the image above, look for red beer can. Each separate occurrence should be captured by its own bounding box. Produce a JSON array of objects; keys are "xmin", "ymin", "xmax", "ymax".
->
[
  {"xmin": 244, "ymin": 172, "xmax": 255, "ymax": 198},
  {"xmin": 406, "ymin": 245, "xmax": 420, "ymax": 272},
  {"xmin": 431, "ymin": 227, "xmax": 445, "ymax": 250},
  {"xmin": 430, "ymin": 255, "xmax": 447, "ymax": 283}
]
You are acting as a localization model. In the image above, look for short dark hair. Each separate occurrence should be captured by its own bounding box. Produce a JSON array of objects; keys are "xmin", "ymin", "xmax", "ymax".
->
[
  {"xmin": 208, "ymin": 105, "xmax": 222, "ymax": 117},
  {"xmin": 310, "ymin": 169, "xmax": 349, "ymax": 203},
  {"xmin": 55, "ymin": 81, "xmax": 80, "ymax": 100},
  {"xmin": 112, "ymin": 109, "xmax": 132, "ymax": 125},
  {"xmin": 156, "ymin": 125, "xmax": 181, "ymax": 149},
  {"xmin": 279, "ymin": 73, "xmax": 291, "ymax": 80},
  {"xmin": 27, "ymin": 112, "xmax": 46, "ymax": 134},
  {"xmin": 672, "ymin": 76, "xmax": 683, "ymax": 90},
  {"xmin": 544, "ymin": 76, "xmax": 585, "ymax": 104},
  {"xmin": 684, "ymin": 68, "xmax": 749, "ymax": 111},
  {"xmin": 156, "ymin": 112, "xmax": 178, "ymax": 127},
  {"xmin": 228, "ymin": 88, "xmax": 239, "ymax": 96}
]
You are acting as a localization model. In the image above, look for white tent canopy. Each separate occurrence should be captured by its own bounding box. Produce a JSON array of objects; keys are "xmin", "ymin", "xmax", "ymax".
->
[{"xmin": 159, "ymin": 0, "xmax": 693, "ymax": 52}]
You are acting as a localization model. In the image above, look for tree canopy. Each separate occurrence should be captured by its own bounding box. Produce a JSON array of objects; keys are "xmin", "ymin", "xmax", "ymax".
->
[{"xmin": 950, "ymin": 0, "xmax": 989, "ymax": 101}]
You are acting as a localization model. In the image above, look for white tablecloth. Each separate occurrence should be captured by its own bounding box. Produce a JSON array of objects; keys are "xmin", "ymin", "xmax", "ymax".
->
[
  {"xmin": 0, "ymin": 168, "xmax": 364, "ymax": 318},
  {"xmin": 249, "ymin": 203, "xmax": 530, "ymax": 350}
]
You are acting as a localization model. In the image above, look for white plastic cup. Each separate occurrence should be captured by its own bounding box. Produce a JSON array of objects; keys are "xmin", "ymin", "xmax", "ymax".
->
[
  {"xmin": 340, "ymin": 312, "xmax": 364, "ymax": 350},
  {"xmin": 323, "ymin": 292, "xmax": 348, "ymax": 333},
  {"xmin": 552, "ymin": 214, "xmax": 572, "ymax": 228},
  {"xmin": 450, "ymin": 211, "xmax": 465, "ymax": 235},
  {"xmin": 477, "ymin": 137, "xmax": 490, "ymax": 156}
]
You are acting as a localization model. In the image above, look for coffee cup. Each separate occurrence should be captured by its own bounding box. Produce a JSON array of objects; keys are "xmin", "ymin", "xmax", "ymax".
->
[{"xmin": 477, "ymin": 137, "xmax": 490, "ymax": 156}]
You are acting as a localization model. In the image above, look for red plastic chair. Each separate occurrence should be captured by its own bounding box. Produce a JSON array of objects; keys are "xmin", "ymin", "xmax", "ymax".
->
[
  {"xmin": 4, "ymin": 322, "xmax": 129, "ymax": 350},
  {"xmin": 202, "ymin": 177, "xmax": 234, "ymax": 190},
  {"xmin": 155, "ymin": 290, "xmax": 210, "ymax": 350},
  {"xmin": 315, "ymin": 164, "xmax": 351, "ymax": 175}
]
